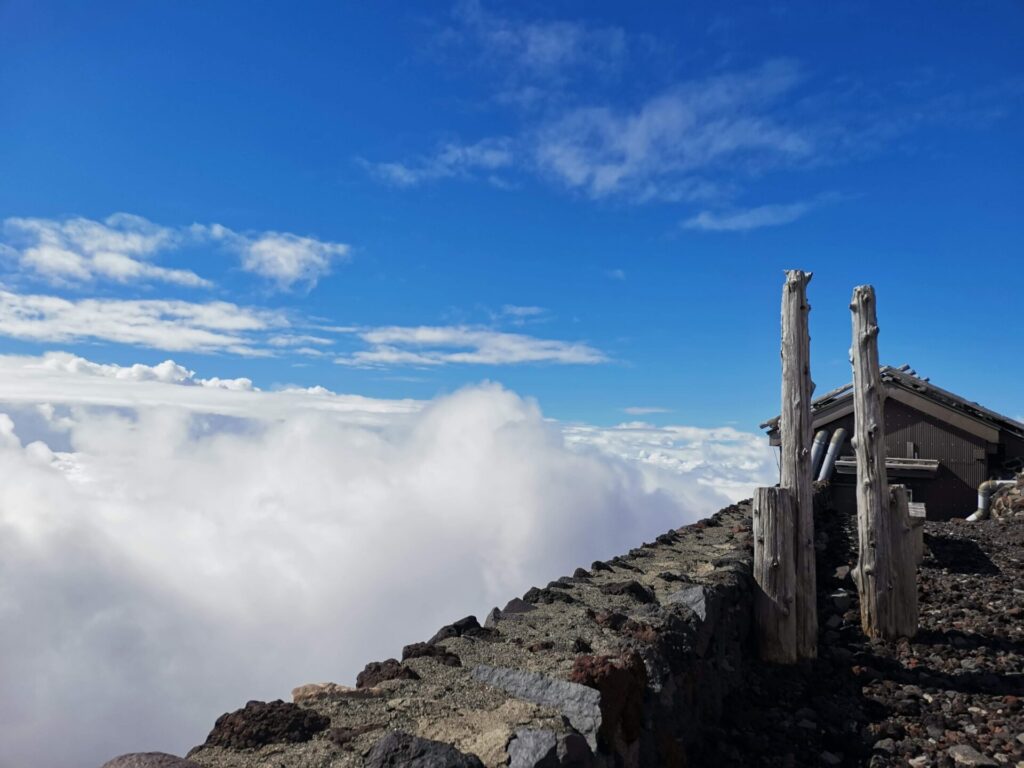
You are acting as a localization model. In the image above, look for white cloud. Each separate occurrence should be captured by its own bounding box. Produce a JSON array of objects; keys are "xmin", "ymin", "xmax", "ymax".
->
[
  {"xmin": 623, "ymin": 406, "xmax": 671, "ymax": 415},
  {"xmin": 0, "ymin": 289, "xmax": 284, "ymax": 356},
  {"xmin": 453, "ymin": 0, "xmax": 627, "ymax": 81},
  {"xmin": 3, "ymin": 214, "xmax": 209, "ymax": 287},
  {"xmin": 191, "ymin": 224, "xmax": 350, "ymax": 290},
  {"xmin": 37, "ymin": 351, "xmax": 256, "ymax": 391},
  {"xmin": 501, "ymin": 304, "xmax": 546, "ymax": 318},
  {"xmin": 498, "ymin": 304, "xmax": 548, "ymax": 326},
  {"xmin": 2, "ymin": 214, "xmax": 352, "ymax": 292},
  {"xmin": 372, "ymin": 59, "xmax": 811, "ymax": 201},
  {"xmin": 337, "ymin": 324, "xmax": 607, "ymax": 367},
  {"xmin": 367, "ymin": 137, "xmax": 514, "ymax": 188},
  {"xmin": 564, "ymin": 420, "xmax": 776, "ymax": 502},
  {"xmin": 0, "ymin": 353, "xmax": 418, "ymax": 424},
  {"xmin": 0, "ymin": 352, "xmax": 772, "ymax": 768},
  {"xmin": 534, "ymin": 60, "xmax": 809, "ymax": 200},
  {"xmin": 266, "ymin": 334, "xmax": 334, "ymax": 348},
  {"xmin": 241, "ymin": 234, "xmax": 347, "ymax": 288},
  {"xmin": 682, "ymin": 201, "xmax": 814, "ymax": 231}
]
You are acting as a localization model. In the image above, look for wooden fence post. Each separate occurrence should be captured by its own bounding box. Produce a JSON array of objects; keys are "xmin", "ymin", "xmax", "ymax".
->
[
  {"xmin": 753, "ymin": 486, "xmax": 797, "ymax": 663},
  {"xmin": 780, "ymin": 270, "xmax": 817, "ymax": 659},
  {"xmin": 889, "ymin": 484, "xmax": 920, "ymax": 636},
  {"xmin": 850, "ymin": 285, "xmax": 917, "ymax": 639}
]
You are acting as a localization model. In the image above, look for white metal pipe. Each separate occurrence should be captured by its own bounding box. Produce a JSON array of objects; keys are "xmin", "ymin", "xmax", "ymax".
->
[
  {"xmin": 967, "ymin": 479, "xmax": 1017, "ymax": 521},
  {"xmin": 810, "ymin": 429, "xmax": 830, "ymax": 478},
  {"xmin": 817, "ymin": 427, "xmax": 848, "ymax": 482}
]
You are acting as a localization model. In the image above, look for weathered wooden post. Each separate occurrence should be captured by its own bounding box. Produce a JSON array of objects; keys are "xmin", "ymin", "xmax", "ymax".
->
[
  {"xmin": 889, "ymin": 484, "xmax": 920, "ymax": 634},
  {"xmin": 753, "ymin": 486, "xmax": 797, "ymax": 662},
  {"xmin": 780, "ymin": 270, "xmax": 817, "ymax": 659},
  {"xmin": 850, "ymin": 285, "xmax": 917, "ymax": 639}
]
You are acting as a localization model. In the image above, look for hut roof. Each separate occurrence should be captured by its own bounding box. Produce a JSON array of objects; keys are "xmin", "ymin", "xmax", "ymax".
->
[{"xmin": 760, "ymin": 364, "xmax": 1024, "ymax": 441}]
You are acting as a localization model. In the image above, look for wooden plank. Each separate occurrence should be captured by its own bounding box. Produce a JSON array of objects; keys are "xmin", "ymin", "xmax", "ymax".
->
[
  {"xmin": 753, "ymin": 486, "xmax": 797, "ymax": 663},
  {"xmin": 779, "ymin": 269, "xmax": 817, "ymax": 659}
]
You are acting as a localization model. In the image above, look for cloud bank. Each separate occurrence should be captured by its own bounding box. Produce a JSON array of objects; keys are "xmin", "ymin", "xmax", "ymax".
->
[
  {"xmin": 0, "ymin": 352, "xmax": 774, "ymax": 768},
  {"xmin": 0, "ymin": 290, "xmax": 285, "ymax": 356},
  {"xmin": 336, "ymin": 324, "xmax": 607, "ymax": 367},
  {"xmin": 2, "ymin": 214, "xmax": 350, "ymax": 291}
]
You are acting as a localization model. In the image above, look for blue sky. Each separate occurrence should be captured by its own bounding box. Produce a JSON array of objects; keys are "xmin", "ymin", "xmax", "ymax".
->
[{"xmin": 1, "ymin": 0, "xmax": 1022, "ymax": 428}]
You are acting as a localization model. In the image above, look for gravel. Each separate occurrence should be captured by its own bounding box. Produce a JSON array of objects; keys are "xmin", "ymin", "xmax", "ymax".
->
[{"xmin": 693, "ymin": 503, "xmax": 1024, "ymax": 767}]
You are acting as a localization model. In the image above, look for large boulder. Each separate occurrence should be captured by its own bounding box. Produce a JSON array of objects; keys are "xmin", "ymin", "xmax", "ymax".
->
[
  {"xmin": 199, "ymin": 699, "xmax": 329, "ymax": 750},
  {"xmin": 365, "ymin": 730, "xmax": 485, "ymax": 768}
]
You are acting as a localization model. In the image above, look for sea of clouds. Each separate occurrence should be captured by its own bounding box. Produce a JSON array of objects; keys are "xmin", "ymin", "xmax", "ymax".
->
[{"xmin": 0, "ymin": 352, "xmax": 775, "ymax": 768}]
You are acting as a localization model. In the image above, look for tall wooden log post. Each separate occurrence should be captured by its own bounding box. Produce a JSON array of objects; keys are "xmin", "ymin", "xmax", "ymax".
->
[
  {"xmin": 753, "ymin": 486, "xmax": 797, "ymax": 663},
  {"xmin": 850, "ymin": 285, "xmax": 918, "ymax": 639},
  {"xmin": 780, "ymin": 270, "xmax": 818, "ymax": 659}
]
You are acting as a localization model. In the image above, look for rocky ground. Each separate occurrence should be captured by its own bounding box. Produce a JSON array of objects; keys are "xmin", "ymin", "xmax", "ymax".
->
[{"xmin": 694, "ymin": 507, "xmax": 1024, "ymax": 767}]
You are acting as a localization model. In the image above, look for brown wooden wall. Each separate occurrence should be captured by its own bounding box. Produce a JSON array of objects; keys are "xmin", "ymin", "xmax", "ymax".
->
[{"xmin": 824, "ymin": 399, "xmax": 989, "ymax": 520}]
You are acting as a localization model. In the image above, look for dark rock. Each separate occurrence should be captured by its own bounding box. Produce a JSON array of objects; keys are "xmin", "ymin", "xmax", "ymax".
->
[
  {"xmin": 598, "ymin": 580, "xmax": 655, "ymax": 604},
  {"xmin": 101, "ymin": 755, "xmax": 201, "ymax": 768},
  {"xmin": 830, "ymin": 590, "xmax": 852, "ymax": 612},
  {"xmin": 502, "ymin": 597, "xmax": 537, "ymax": 615},
  {"xmin": 508, "ymin": 728, "xmax": 559, "ymax": 768},
  {"xmin": 594, "ymin": 611, "xmax": 628, "ymax": 630},
  {"xmin": 572, "ymin": 637, "xmax": 593, "ymax": 653},
  {"xmin": 364, "ymin": 730, "xmax": 485, "ymax": 768},
  {"xmin": 557, "ymin": 733, "xmax": 594, "ymax": 766},
  {"xmin": 484, "ymin": 607, "xmax": 502, "ymax": 628},
  {"xmin": 666, "ymin": 585, "xmax": 706, "ymax": 621},
  {"xmin": 402, "ymin": 642, "xmax": 461, "ymax": 667},
  {"xmin": 573, "ymin": 568, "xmax": 592, "ymax": 579},
  {"xmin": 528, "ymin": 640, "xmax": 555, "ymax": 653},
  {"xmin": 200, "ymin": 699, "xmax": 329, "ymax": 750},
  {"xmin": 872, "ymin": 737, "xmax": 896, "ymax": 754},
  {"xmin": 523, "ymin": 586, "xmax": 576, "ymax": 605},
  {"xmin": 590, "ymin": 561, "xmax": 613, "ymax": 572},
  {"xmin": 357, "ymin": 659, "xmax": 421, "ymax": 688},
  {"xmin": 569, "ymin": 652, "xmax": 647, "ymax": 747},
  {"xmin": 428, "ymin": 615, "xmax": 497, "ymax": 644}
]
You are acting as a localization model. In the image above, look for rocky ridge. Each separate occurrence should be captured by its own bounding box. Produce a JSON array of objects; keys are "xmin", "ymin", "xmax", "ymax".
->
[{"xmin": 175, "ymin": 503, "xmax": 755, "ymax": 768}]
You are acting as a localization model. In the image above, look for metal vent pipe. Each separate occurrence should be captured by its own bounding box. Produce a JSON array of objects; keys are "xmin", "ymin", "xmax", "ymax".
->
[
  {"xmin": 810, "ymin": 429, "xmax": 830, "ymax": 478},
  {"xmin": 816, "ymin": 427, "xmax": 848, "ymax": 482}
]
